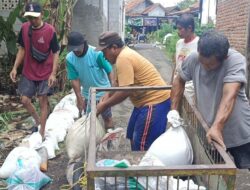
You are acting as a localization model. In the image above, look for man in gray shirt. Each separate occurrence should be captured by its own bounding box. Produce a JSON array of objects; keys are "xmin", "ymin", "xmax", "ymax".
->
[{"xmin": 170, "ymin": 30, "xmax": 250, "ymax": 169}]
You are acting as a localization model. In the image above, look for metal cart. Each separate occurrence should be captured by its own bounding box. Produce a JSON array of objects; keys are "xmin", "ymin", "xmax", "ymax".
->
[{"xmin": 87, "ymin": 86, "xmax": 236, "ymax": 190}]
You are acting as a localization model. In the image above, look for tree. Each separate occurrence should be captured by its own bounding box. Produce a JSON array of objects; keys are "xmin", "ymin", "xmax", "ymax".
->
[
  {"xmin": 0, "ymin": 3, "xmax": 23, "ymax": 60},
  {"xmin": 177, "ymin": 0, "xmax": 198, "ymax": 10}
]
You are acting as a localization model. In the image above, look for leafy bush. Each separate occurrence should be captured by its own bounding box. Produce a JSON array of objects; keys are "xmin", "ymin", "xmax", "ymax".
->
[
  {"xmin": 0, "ymin": 112, "xmax": 14, "ymax": 131},
  {"xmin": 195, "ymin": 22, "xmax": 215, "ymax": 37},
  {"xmin": 0, "ymin": 3, "xmax": 24, "ymax": 58},
  {"xmin": 177, "ymin": 0, "xmax": 198, "ymax": 10},
  {"xmin": 164, "ymin": 31, "xmax": 179, "ymax": 61},
  {"xmin": 147, "ymin": 23, "xmax": 175, "ymax": 43}
]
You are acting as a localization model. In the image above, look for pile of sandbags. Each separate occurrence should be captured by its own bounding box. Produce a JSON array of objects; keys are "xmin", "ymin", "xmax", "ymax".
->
[{"xmin": 0, "ymin": 93, "xmax": 81, "ymax": 189}]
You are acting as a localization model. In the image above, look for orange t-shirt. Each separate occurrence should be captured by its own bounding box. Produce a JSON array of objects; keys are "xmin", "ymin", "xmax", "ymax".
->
[{"xmin": 116, "ymin": 46, "xmax": 170, "ymax": 107}]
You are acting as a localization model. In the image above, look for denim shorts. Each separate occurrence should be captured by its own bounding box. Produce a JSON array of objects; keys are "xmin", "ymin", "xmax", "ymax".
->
[
  {"xmin": 17, "ymin": 75, "xmax": 54, "ymax": 97},
  {"xmin": 127, "ymin": 98, "xmax": 171, "ymax": 151},
  {"xmin": 227, "ymin": 142, "xmax": 250, "ymax": 169}
]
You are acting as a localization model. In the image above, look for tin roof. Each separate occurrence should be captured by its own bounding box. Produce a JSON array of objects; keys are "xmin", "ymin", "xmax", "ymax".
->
[{"xmin": 141, "ymin": 3, "xmax": 165, "ymax": 15}]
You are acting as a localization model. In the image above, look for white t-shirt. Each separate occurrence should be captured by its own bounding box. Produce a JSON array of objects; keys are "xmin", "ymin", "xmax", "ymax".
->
[
  {"xmin": 175, "ymin": 36, "xmax": 199, "ymax": 97},
  {"xmin": 175, "ymin": 36, "xmax": 199, "ymax": 72}
]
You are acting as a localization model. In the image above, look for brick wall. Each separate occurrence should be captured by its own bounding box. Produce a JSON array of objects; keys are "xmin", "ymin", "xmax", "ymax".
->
[{"xmin": 216, "ymin": 0, "xmax": 250, "ymax": 55}]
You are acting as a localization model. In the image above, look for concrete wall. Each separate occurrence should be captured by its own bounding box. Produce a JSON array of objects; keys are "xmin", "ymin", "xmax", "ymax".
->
[
  {"xmin": 72, "ymin": 0, "xmax": 125, "ymax": 47},
  {"xmin": 216, "ymin": 0, "xmax": 250, "ymax": 55}
]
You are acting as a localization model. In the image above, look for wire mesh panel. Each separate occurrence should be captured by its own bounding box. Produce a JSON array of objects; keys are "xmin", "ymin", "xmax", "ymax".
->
[{"xmin": 87, "ymin": 86, "xmax": 236, "ymax": 190}]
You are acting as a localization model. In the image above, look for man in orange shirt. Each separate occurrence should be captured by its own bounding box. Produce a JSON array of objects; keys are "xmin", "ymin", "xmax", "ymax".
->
[{"xmin": 96, "ymin": 31, "xmax": 171, "ymax": 151}]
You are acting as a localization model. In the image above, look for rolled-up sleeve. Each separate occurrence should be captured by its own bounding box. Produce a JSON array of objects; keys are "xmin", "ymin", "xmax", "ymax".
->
[{"xmin": 223, "ymin": 53, "xmax": 247, "ymax": 84}]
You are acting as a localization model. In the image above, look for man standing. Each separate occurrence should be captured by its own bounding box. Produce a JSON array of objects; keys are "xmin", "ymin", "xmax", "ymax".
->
[
  {"xmin": 9, "ymin": 2, "xmax": 59, "ymax": 138},
  {"xmin": 66, "ymin": 32, "xmax": 114, "ymax": 130},
  {"xmin": 96, "ymin": 31, "xmax": 171, "ymax": 151},
  {"xmin": 171, "ymin": 30, "xmax": 250, "ymax": 169},
  {"xmin": 175, "ymin": 14, "xmax": 199, "ymax": 97},
  {"xmin": 175, "ymin": 14, "xmax": 199, "ymax": 73}
]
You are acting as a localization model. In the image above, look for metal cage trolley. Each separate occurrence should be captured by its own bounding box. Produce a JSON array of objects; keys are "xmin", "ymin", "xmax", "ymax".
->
[{"xmin": 87, "ymin": 86, "xmax": 236, "ymax": 190}]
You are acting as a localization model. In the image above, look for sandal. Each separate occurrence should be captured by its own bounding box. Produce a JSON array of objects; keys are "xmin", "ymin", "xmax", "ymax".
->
[{"xmin": 30, "ymin": 125, "xmax": 38, "ymax": 133}]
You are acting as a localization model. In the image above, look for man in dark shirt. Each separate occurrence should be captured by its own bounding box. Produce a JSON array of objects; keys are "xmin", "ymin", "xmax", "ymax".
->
[{"xmin": 10, "ymin": 2, "xmax": 60, "ymax": 138}]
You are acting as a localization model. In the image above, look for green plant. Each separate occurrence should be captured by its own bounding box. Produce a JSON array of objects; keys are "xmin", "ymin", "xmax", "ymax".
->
[
  {"xmin": 164, "ymin": 31, "xmax": 179, "ymax": 61},
  {"xmin": 195, "ymin": 22, "xmax": 215, "ymax": 37},
  {"xmin": 57, "ymin": 48, "xmax": 71, "ymax": 92},
  {"xmin": 125, "ymin": 25, "xmax": 132, "ymax": 35},
  {"xmin": 0, "ymin": 112, "xmax": 14, "ymax": 131},
  {"xmin": 177, "ymin": 0, "xmax": 198, "ymax": 10},
  {"xmin": 147, "ymin": 23, "xmax": 175, "ymax": 43},
  {"xmin": 0, "ymin": 3, "xmax": 24, "ymax": 58}
]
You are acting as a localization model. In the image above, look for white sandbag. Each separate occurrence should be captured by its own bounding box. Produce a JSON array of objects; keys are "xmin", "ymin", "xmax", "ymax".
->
[
  {"xmin": 0, "ymin": 147, "xmax": 41, "ymax": 179},
  {"xmin": 53, "ymin": 93, "xmax": 79, "ymax": 119},
  {"xmin": 138, "ymin": 153, "xmax": 172, "ymax": 189},
  {"xmin": 45, "ymin": 109, "xmax": 74, "ymax": 143},
  {"xmin": 66, "ymin": 113, "xmax": 105, "ymax": 162},
  {"xmin": 41, "ymin": 135, "xmax": 59, "ymax": 159},
  {"xmin": 46, "ymin": 110, "xmax": 74, "ymax": 131},
  {"xmin": 20, "ymin": 132, "xmax": 42, "ymax": 150},
  {"xmin": 7, "ymin": 164, "xmax": 51, "ymax": 190},
  {"xmin": 8, "ymin": 185, "xmax": 33, "ymax": 190},
  {"xmin": 45, "ymin": 122, "xmax": 68, "ymax": 143},
  {"xmin": 138, "ymin": 154, "xmax": 206, "ymax": 190},
  {"xmin": 173, "ymin": 178, "xmax": 206, "ymax": 190},
  {"xmin": 146, "ymin": 126, "xmax": 193, "ymax": 166},
  {"xmin": 146, "ymin": 110, "xmax": 193, "ymax": 166},
  {"xmin": 95, "ymin": 159, "xmax": 132, "ymax": 189}
]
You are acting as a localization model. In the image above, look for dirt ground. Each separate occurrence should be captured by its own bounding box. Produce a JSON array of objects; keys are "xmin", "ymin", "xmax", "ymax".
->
[{"xmin": 1, "ymin": 43, "xmax": 249, "ymax": 189}]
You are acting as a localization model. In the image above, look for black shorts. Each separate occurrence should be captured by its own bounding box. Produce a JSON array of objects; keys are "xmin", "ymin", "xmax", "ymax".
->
[
  {"xmin": 17, "ymin": 75, "xmax": 54, "ymax": 98},
  {"xmin": 227, "ymin": 142, "xmax": 250, "ymax": 169}
]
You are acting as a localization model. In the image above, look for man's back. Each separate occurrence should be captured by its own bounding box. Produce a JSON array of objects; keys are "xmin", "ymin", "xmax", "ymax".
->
[{"xmin": 115, "ymin": 46, "xmax": 170, "ymax": 107}]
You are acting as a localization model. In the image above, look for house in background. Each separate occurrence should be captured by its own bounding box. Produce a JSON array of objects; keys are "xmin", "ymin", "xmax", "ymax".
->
[
  {"xmin": 125, "ymin": 0, "xmax": 168, "ymax": 34},
  {"xmin": 125, "ymin": 0, "xmax": 206, "ymax": 40},
  {"xmin": 165, "ymin": 6, "xmax": 180, "ymax": 15},
  {"xmin": 166, "ymin": 2, "xmax": 200, "ymax": 19}
]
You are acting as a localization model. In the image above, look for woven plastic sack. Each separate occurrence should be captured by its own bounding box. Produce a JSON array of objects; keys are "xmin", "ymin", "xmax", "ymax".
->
[
  {"xmin": 66, "ymin": 113, "xmax": 105, "ymax": 162},
  {"xmin": 146, "ymin": 110, "xmax": 193, "ymax": 166},
  {"xmin": 0, "ymin": 147, "xmax": 41, "ymax": 179},
  {"xmin": 7, "ymin": 159, "xmax": 51, "ymax": 190},
  {"xmin": 138, "ymin": 154, "xmax": 206, "ymax": 190}
]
